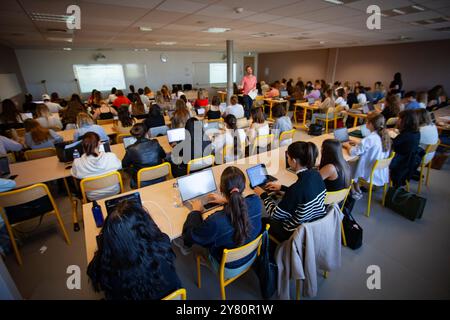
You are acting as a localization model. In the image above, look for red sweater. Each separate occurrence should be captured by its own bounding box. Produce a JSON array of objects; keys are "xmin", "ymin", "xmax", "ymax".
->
[
  {"xmin": 194, "ymin": 99, "xmax": 209, "ymax": 108},
  {"xmin": 113, "ymin": 96, "xmax": 131, "ymax": 108}
]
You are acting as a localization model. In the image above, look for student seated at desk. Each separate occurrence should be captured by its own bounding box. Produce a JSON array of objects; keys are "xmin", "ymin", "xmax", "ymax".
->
[
  {"xmin": 144, "ymin": 86, "xmax": 154, "ymax": 100},
  {"xmin": 319, "ymin": 139, "xmax": 351, "ymax": 192},
  {"xmin": 112, "ymin": 90, "xmax": 132, "ymax": 110},
  {"xmin": 73, "ymin": 113, "xmax": 109, "ymax": 141},
  {"xmin": 271, "ymin": 104, "xmax": 292, "ymax": 138},
  {"xmin": 248, "ymin": 107, "xmax": 269, "ymax": 145},
  {"xmin": 342, "ymin": 113, "xmax": 391, "ymax": 199},
  {"xmin": 404, "ymin": 91, "xmax": 421, "ymax": 110},
  {"xmin": 144, "ymin": 104, "xmax": 165, "ymax": 129},
  {"xmin": 88, "ymin": 200, "xmax": 181, "ymax": 300},
  {"xmin": 170, "ymin": 100, "xmax": 191, "ymax": 129},
  {"xmin": 71, "ymin": 132, "xmax": 121, "ymax": 201},
  {"xmin": 389, "ymin": 110, "xmax": 421, "ymax": 188},
  {"xmin": 35, "ymin": 104, "xmax": 63, "ymax": 131},
  {"xmin": 92, "ymin": 101, "xmax": 117, "ymax": 120},
  {"xmin": 61, "ymin": 94, "xmax": 86, "ymax": 129},
  {"xmin": 179, "ymin": 95, "xmax": 195, "ymax": 117},
  {"xmin": 194, "ymin": 90, "xmax": 209, "ymax": 109},
  {"xmin": 182, "ymin": 166, "xmax": 262, "ymax": 273},
  {"xmin": 381, "ymin": 94, "xmax": 401, "ymax": 125},
  {"xmin": 42, "ymin": 93, "xmax": 63, "ymax": 113},
  {"xmin": 254, "ymin": 141, "xmax": 327, "ymax": 242},
  {"xmin": 130, "ymin": 94, "xmax": 149, "ymax": 119},
  {"xmin": 264, "ymin": 81, "xmax": 280, "ymax": 99},
  {"xmin": 24, "ymin": 119, "xmax": 63, "ymax": 149},
  {"xmin": 212, "ymin": 114, "xmax": 246, "ymax": 163},
  {"xmin": 113, "ymin": 105, "xmax": 135, "ymax": 134},
  {"xmin": 107, "ymin": 87, "xmax": 117, "ymax": 104},
  {"xmin": 311, "ymin": 88, "xmax": 335, "ymax": 125},
  {"xmin": 122, "ymin": 123, "xmax": 167, "ymax": 189},
  {"xmin": 416, "ymin": 109, "xmax": 438, "ymax": 159},
  {"xmin": 0, "ymin": 134, "xmax": 23, "ymax": 155},
  {"xmin": 224, "ymin": 95, "xmax": 245, "ymax": 119},
  {"xmin": 0, "ymin": 99, "xmax": 24, "ymax": 129},
  {"xmin": 205, "ymin": 96, "xmax": 222, "ymax": 120}
]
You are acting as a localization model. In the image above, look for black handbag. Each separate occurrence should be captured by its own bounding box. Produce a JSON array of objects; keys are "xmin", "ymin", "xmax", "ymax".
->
[
  {"xmin": 308, "ymin": 123, "xmax": 323, "ymax": 136},
  {"xmin": 342, "ymin": 211, "xmax": 363, "ymax": 250},
  {"xmin": 252, "ymin": 231, "xmax": 278, "ymax": 299},
  {"xmin": 384, "ymin": 187, "xmax": 426, "ymax": 221}
]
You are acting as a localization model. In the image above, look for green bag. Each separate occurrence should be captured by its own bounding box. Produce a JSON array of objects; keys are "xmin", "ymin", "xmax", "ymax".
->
[{"xmin": 384, "ymin": 187, "xmax": 426, "ymax": 221}]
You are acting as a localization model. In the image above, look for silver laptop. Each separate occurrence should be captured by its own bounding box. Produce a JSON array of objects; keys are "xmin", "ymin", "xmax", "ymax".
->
[
  {"xmin": 280, "ymin": 90, "xmax": 288, "ymax": 98},
  {"xmin": 177, "ymin": 169, "xmax": 221, "ymax": 211},
  {"xmin": 334, "ymin": 127, "xmax": 350, "ymax": 142},
  {"xmin": 167, "ymin": 128, "xmax": 185, "ymax": 143},
  {"xmin": 123, "ymin": 136, "xmax": 137, "ymax": 148}
]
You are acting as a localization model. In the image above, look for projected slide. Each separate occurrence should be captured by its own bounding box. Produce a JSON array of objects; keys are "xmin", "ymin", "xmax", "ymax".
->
[
  {"xmin": 209, "ymin": 63, "xmax": 236, "ymax": 84},
  {"xmin": 73, "ymin": 64, "xmax": 126, "ymax": 92}
]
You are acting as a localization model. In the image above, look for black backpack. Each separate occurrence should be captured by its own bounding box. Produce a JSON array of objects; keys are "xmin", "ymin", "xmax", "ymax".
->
[{"xmin": 308, "ymin": 123, "xmax": 323, "ymax": 136}]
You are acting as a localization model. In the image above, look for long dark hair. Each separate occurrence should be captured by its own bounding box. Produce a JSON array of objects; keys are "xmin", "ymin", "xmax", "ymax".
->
[
  {"xmin": 287, "ymin": 141, "xmax": 318, "ymax": 169},
  {"xmin": 224, "ymin": 114, "xmax": 240, "ymax": 159},
  {"xmin": 220, "ymin": 166, "xmax": 250, "ymax": 246},
  {"xmin": 397, "ymin": 109, "xmax": 419, "ymax": 133},
  {"xmin": 0, "ymin": 99, "xmax": 22, "ymax": 123},
  {"xmin": 81, "ymin": 132, "xmax": 100, "ymax": 157},
  {"xmin": 118, "ymin": 105, "xmax": 134, "ymax": 127},
  {"xmin": 87, "ymin": 200, "xmax": 177, "ymax": 300},
  {"xmin": 320, "ymin": 139, "xmax": 351, "ymax": 187}
]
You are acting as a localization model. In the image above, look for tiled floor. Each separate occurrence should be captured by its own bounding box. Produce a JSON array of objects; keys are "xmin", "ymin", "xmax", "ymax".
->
[{"xmin": 2, "ymin": 130, "xmax": 450, "ymax": 300}]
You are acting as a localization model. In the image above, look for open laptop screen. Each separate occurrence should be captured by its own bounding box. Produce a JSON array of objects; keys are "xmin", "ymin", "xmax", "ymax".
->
[
  {"xmin": 246, "ymin": 164, "xmax": 269, "ymax": 189},
  {"xmin": 167, "ymin": 128, "xmax": 185, "ymax": 143},
  {"xmin": 334, "ymin": 127, "xmax": 349, "ymax": 142},
  {"xmin": 123, "ymin": 136, "xmax": 137, "ymax": 148},
  {"xmin": 177, "ymin": 169, "xmax": 217, "ymax": 202}
]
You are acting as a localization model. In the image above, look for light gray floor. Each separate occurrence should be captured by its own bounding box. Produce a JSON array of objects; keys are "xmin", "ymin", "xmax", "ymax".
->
[{"xmin": 3, "ymin": 137, "xmax": 450, "ymax": 300}]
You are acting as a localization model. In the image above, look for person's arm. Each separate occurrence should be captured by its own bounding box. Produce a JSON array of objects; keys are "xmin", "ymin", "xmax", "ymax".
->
[
  {"xmin": 0, "ymin": 178, "xmax": 16, "ymax": 193},
  {"xmin": 24, "ymin": 134, "xmax": 33, "ymax": 148},
  {"xmin": 50, "ymin": 130, "xmax": 63, "ymax": 143},
  {"xmin": 111, "ymin": 107, "xmax": 118, "ymax": 116},
  {"xmin": 319, "ymin": 164, "xmax": 337, "ymax": 181},
  {"xmin": 182, "ymin": 210, "xmax": 218, "ymax": 247},
  {"xmin": 55, "ymin": 117, "xmax": 63, "ymax": 130},
  {"xmin": 1, "ymin": 136, "xmax": 23, "ymax": 152},
  {"xmin": 258, "ymin": 187, "xmax": 297, "ymax": 221},
  {"xmin": 92, "ymin": 109, "xmax": 100, "ymax": 120}
]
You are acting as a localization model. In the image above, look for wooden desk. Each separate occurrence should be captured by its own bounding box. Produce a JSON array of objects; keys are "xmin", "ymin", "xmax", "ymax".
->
[
  {"xmin": 82, "ymin": 129, "xmax": 361, "ymax": 263},
  {"xmin": 294, "ymin": 102, "xmax": 319, "ymax": 128},
  {"xmin": 264, "ymin": 99, "xmax": 288, "ymax": 120},
  {"xmin": 347, "ymin": 112, "xmax": 368, "ymax": 128}
]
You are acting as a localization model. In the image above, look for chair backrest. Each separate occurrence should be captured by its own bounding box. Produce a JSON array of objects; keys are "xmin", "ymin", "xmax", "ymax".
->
[
  {"xmin": 149, "ymin": 125, "xmax": 169, "ymax": 137},
  {"xmin": 222, "ymin": 224, "xmax": 269, "ymax": 263},
  {"xmin": 324, "ymin": 180, "xmax": 353, "ymax": 211},
  {"xmin": 80, "ymin": 171, "xmax": 124, "ymax": 203},
  {"xmin": 187, "ymin": 155, "xmax": 215, "ymax": 174},
  {"xmin": 116, "ymin": 134, "xmax": 132, "ymax": 144},
  {"xmin": 251, "ymin": 133, "xmax": 274, "ymax": 155},
  {"xmin": 222, "ymin": 141, "xmax": 246, "ymax": 163},
  {"xmin": 351, "ymin": 103, "xmax": 361, "ymax": 110},
  {"xmin": 205, "ymin": 119, "xmax": 223, "ymax": 130},
  {"xmin": 0, "ymin": 183, "xmax": 52, "ymax": 208},
  {"xmin": 386, "ymin": 117, "xmax": 398, "ymax": 126},
  {"xmin": 24, "ymin": 147, "xmax": 57, "ymax": 161},
  {"xmin": 162, "ymin": 288, "xmax": 186, "ymax": 300},
  {"xmin": 422, "ymin": 139, "xmax": 440, "ymax": 165},
  {"xmin": 97, "ymin": 119, "xmax": 114, "ymax": 125},
  {"xmin": 137, "ymin": 162, "xmax": 172, "ymax": 188},
  {"xmin": 372, "ymin": 152, "xmax": 395, "ymax": 172},
  {"xmin": 279, "ymin": 129, "xmax": 295, "ymax": 146}
]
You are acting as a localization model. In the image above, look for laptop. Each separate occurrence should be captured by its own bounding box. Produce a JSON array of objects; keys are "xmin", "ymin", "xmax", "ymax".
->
[
  {"xmin": 55, "ymin": 140, "xmax": 111, "ymax": 163},
  {"xmin": 196, "ymin": 107, "xmax": 205, "ymax": 116},
  {"xmin": 362, "ymin": 103, "xmax": 375, "ymax": 114},
  {"xmin": 308, "ymin": 97, "xmax": 315, "ymax": 105},
  {"xmin": 123, "ymin": 136, "xmax": 137, "ymax": 148},
  {"xmin": 246, "ymin": 164, "xmax": 277, "ymax": 190},
  {"xmin": 0, "ymin": 156, "xmax": 11, "ymax": 178},
  {"xmin": 280, "ymin": 90, "xmax": 288, "ymax": 98},
  {"xmin": 105, "ymin": 192, "xmax": 142, "ymax": 216},
  {"xmin": 334, "ymin": 127, "xmax": 350, "ymax": 142},
  {"xmin": 167, "ymin": 128, "xmax": 185, "ymax": 144},
  {"xmin": 177, "ymin": 169, "xmax": 220, "ymax": 211}
]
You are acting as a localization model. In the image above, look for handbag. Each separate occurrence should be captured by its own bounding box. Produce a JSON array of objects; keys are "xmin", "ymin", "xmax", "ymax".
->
[
  {"xmin": 308, "ymin": 123, "xmax": 323, "ymax": 136},
  {"xmin": 252, "ymin": 231, "xmax": 278, "ymax": 299},
  {"xmin": 342, "ymin": 210, "xmax": 363, "ymax": 250},
  {"xmin": 384, "ymin": 187, "xmax": 426, "ymax": 221}
]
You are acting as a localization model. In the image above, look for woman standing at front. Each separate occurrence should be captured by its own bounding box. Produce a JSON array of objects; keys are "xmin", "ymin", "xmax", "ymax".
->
[{"xmin": 240, "ymin": 65, "xmax": 257, "ymax": 119}]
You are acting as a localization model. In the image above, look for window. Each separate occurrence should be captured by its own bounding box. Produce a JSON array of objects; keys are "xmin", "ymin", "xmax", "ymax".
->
[
  {"xmin": 73, "ymin": 64, "xmax": 126, "ymax": 93},
  {"xmin": 209, "ymin": 63, "xmax": 237, "ymax": 84}
]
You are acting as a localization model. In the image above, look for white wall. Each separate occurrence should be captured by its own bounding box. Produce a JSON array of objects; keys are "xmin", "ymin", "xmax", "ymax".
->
[{"xmin": 15, "ymin": 49, "xmax": 253, "ymax": 99}]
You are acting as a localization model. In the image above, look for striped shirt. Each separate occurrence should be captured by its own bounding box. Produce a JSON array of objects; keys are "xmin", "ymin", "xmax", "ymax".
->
[{"xmin": 260, "ymin": 169, "xmax": 326, "ymax": 232}]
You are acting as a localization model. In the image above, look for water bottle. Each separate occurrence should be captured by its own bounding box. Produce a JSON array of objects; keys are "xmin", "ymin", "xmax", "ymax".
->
[
  {"xmin": 173, "ymin": 182, "xmax": 182, "ymax": 208},
  {"xmin": 92, "ymin": 200, "xmax": 104, "ymax": 228},
  {"xmin": 72, "ymin": 149, "xmax": 80, "ymax": 159}
]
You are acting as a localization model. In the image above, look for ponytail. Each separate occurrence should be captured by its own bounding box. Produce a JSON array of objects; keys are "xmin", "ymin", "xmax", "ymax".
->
[
  {"xmin": 368, "ymin": 113, "xmax": 391, "ymax": 152},
  {"xmin": 287, "ymin": 141, "xmax": 319, "ymax": 169}
]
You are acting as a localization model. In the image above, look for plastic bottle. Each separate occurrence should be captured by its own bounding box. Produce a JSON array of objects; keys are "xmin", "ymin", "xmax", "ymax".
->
[
  {"xmin": 173, "ymin": 182, "xmax": 182, "ymax": 208},
  {"xmin": 72, "ymin": 149, "xmax": 80, "ymax": 159},
  {"xmin": 92, "ymin": 200, "xmax": 104, "ymax": 228}
]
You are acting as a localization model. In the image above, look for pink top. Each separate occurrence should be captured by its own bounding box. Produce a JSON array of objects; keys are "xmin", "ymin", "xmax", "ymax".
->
[
  {"xmin": 265, "ymin": 88, "xmax": 280, "ymax": 98},
  {"xmin": 241, "ymin": 75, "xmax": 257, "ymax": 95}
]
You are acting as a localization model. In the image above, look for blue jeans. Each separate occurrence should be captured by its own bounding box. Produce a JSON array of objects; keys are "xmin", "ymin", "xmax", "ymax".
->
[{"xmin": 243, "ymin": 95, "xmax": 253, "ymax": 119}]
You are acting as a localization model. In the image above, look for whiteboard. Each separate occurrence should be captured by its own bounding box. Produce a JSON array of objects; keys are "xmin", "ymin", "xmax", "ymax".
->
[
  {"xmin": 0, "ymin": 73, "xmax": 22, "ymax": 100},
  {"xmin": 193, "ymin": 62, "xmax": 237, "ymax": 86},
  {"xmin": 73, "ymin": 64, "xmax": 127, "ymax": 93}
]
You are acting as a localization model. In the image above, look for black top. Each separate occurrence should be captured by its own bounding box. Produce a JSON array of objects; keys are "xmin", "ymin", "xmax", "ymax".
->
[
  {"xmin": 381, "ymin": 107, "xmax": 398, "ymax": 122},
  {"xmin": 183, "ymin": 194, "xmax": 263, "ymax": 268},
  {"xmin": 324, "ymin": 167, "xmax": 347, "ymax": 192},
  {"xmin": 144, "ymin": 114, "xmax": 165, "ymax": 129},
  {"xmin": 99, "ymin": 108, "xmax": 114, "ymax": 120},
  {"xmin": 206, "ymin": 110, "xmax": 221, "ymax": 120},
  {"xmin": 390, "ymin": 131, "xmax": 420, "ymax": 187},
  {"xmin": 260, "ymin": 169, "xmax": 327, "ymax": 232}
]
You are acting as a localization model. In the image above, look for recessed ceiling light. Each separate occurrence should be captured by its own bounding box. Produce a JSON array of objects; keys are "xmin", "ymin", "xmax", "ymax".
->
[
  {"xmin": 139, "ymin": 26, "xmax": 152, "ymax": 32},
  {"xmin": 156, "ymin": 41, "xmax": 177, "ymax": 45},
  {"xmin": 30, "ymin": 12, "xmax": 75, "ymax": 24},
  {"xmin": 392, "ymin": 9, "xmax": 406, "ymax": 15},
  {"xmin": 251, "ymin": 32, "xmax": 277, "ymax": 37},
  {"xmin": 203, "ymin": 27, "xmax": 231, "ymax": 33},
  {"xmin": 134, "ymin": 48, "xmax": 149, "ymax": 51},
  {"xmin": 324, "ymin": 0, "xmax": 344, "ymax": 4},
  {"xmin": 319, "ymin": 41, "xmax": 326, "ymax": 44},
  {"xmin": 195, "ymin": 43, "xmax": 211, "ymax": 47},
  {"xmin": 63, "ymin": 47, "xmax": 72, "ymax": 51},
  {"xmin": 411, "ymin": 5, "xmax": 425, "ymax": 11},
  {"xmin": 47, "ymin": 37, "xmax": 73, "ymax": 42}
]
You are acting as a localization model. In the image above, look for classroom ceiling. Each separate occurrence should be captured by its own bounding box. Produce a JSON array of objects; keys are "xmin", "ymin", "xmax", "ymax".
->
[{"xmin": 0, "ymin": 0, "xmax": 449, "ymax": 53}]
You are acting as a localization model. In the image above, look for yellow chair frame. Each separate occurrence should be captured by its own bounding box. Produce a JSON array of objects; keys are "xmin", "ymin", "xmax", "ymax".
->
[
  {"xmin": 251, "ymin": 133, "xmax": 274, "ymax": 155},
  {"xmin": 324, "ymin": 180, "xmax": 353, "ymax": 247},
  {"xmin": 361, "ymin": 152, "xmax": 396, "ymax": 217},
  {"xmin": 187, "ymin": 155, "xmax": 215, "ymax": 174},
  {"xmin": 162, "ymin": 288, "xmax": 187, "ymax": 300},
  {"xmin": 79, "ymin": 171, "xmax": 124, "ymax": 204},
  {"xmin": 24, "ymin": 147, "xmax": 56, "ymax": 161},
  {"xmin": 196, "ymin": 225, "xmax": 270, "ymax": 300},
  {"xmin": 315, "ymin": 108, "xmax": 343, "ymax": 134},
  {"xmin": 0, "ymin": 183, "xmax": 71, "ymax": 265},
  {"xmin": 279, "ymin": 129, "xmax": 296, "ymax": 146},
  {"xmin": 417, "ymin": 140, "xmax": 440, "ymax": 194},
  {"xmin": 137, "ymin": 162, "xmax": 173, "ymax": 188}
]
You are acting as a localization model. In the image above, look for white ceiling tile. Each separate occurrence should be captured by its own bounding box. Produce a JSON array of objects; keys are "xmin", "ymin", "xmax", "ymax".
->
[{"xmin": 157, "ymin": 0, "xmax": 210, "ymax": 13}]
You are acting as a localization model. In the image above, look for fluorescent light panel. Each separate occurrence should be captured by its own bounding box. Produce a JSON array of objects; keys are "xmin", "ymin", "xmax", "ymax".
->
[{"xmin": 203, "ymin": 27, "xmax": 231, "ymax": 33}]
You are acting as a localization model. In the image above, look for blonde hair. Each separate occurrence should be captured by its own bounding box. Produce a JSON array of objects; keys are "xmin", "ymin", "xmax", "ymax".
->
[
  {"xmin": 36, "ymin": 104, "xmax": 51, "ymax": 119},
  {"xmin": 77, "ymin": 112, "xmax": 94, "ymax": 128}
]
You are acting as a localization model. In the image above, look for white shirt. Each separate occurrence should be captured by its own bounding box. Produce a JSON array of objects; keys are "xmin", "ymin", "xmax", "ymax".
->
[
  {"xmin": 140, "ymin": 94, "xmax": 151, "ymax": 107},
  {"xmin": 335, "ymin": 97, "xmax": 348, "ymax": 107},
  {"xmin": 420, "ymin": 124, "xmax": 439, "ymax": 164},
  {"xmin": 44, "ymin": 101, "xmax": 63, "ymax": 113},
  {"xmin": 350, "ymin": 131, "xmax": 390, "ymax": 186},
  {"xmin": 71, "ymin": 152, "xmax": 122, "ymax": 201},
  {"xmin": 225, "ymin": 104, "xmax": 245, "ymax": 119},
  {"xmin": 212, "ymin": 129, "xmax": 247, "ymax": 163},
  {"xmin": 419, "ymin": 102, "xmax": 426, "ymax": 109},
  {"xmin": 357, "ymin": 93, "xmax": 367, "ymax": 106},
  {"xmin": 108, "ymin": 94, "xmax": 117, "ymax": 104}
]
